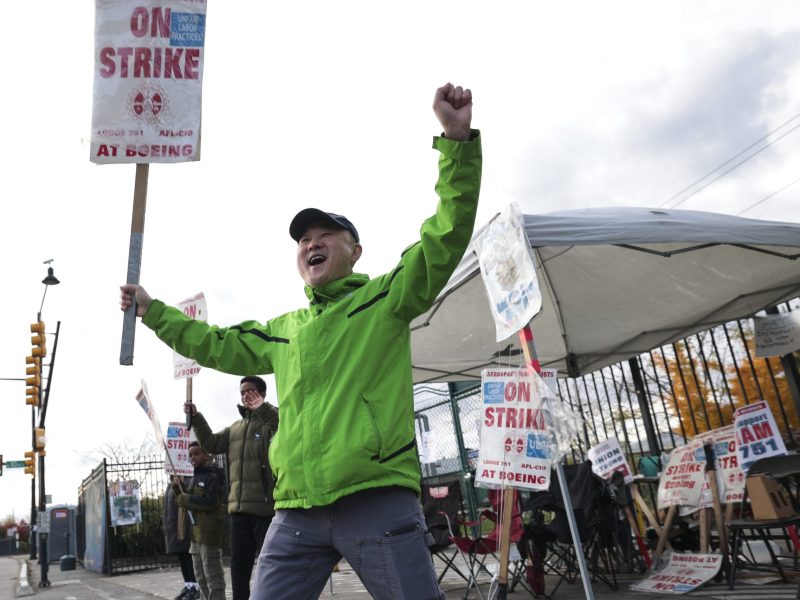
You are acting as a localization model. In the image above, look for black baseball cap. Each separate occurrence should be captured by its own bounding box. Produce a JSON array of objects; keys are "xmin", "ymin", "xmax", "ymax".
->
[{"xmin": 289, "ymin": 208, "xmax": 360, "ymax": 243}]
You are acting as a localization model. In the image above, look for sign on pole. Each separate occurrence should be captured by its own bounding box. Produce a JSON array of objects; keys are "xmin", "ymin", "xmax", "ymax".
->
[
  {"xmin": 165, "ymin": 422, "xmax": 194, "ymax": 477},
  {"xmin": 656, "ymin": 441, "xmax": 706, "ymax": 509},
  {"xmin": 90, "ymin": 0, "xmax": 207, "ymax": 164},
  {"xmin": 699, "ymin": 425, "xmax": 745, "ymax": 505},
  {"xmin": 135, "ymin": 380, "xmax": 166, "ymax": 448},
  {"xmin": 588, "ymin": 437, "xmax": 634, "ymax": 484},
  {"xmin": 754, "ymin": 311, "xmax": 800, "ymax": 357},
  {"xmin": 475, "ymin": 368, "xmax": 553, "ymax": 491},
  {"xmin": 174, "ymin": 292, "xmax": 207, "ymax": 379},
  {"xmin": 474, "ymin": 202, "xmax": 541, "ymax": 342},
  {"xmin": 733, "ymin": 400, "xmax": 787, "ymax": 473}
]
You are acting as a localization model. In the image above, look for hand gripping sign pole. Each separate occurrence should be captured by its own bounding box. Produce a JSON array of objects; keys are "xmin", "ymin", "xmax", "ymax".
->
[
  {"xmin": 475, "ymin": 203, "xmax": 593, "ymax": 600},
  {"xmin": 89, "ymin": 1, "xmax": 209, "ymax": 364}
]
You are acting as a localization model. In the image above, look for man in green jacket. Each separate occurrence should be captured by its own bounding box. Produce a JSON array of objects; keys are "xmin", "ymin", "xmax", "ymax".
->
[
  {"xmin": 121, "ymin": 82, "xmax": 481, "ymax": 599},
  {"xmin": 185, "ymin": 376, "xmax": 278, "ymax": 600}
]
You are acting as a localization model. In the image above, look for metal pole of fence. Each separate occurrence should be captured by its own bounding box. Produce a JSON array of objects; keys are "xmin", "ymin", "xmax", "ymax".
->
[
  {"xmin": 447, "ymin": 383, "xmax": 478, "ymax": 524},
  {"xmin": 628, "ymin": 358, "xmax": 660, "ymax": 457}
]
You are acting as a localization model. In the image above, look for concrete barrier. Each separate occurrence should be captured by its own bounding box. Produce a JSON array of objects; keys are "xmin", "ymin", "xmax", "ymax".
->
[{"xmin": 15, "ymin": 559, "xmax": 34, "ymax": 597}]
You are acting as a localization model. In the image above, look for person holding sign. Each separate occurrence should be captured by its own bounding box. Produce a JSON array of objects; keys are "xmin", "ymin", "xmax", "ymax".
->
[
  {"xmin": 175, "ymin": 442, "xmax": 226, "ymax": 600},
  {"xmin": 120, "ymin": 82, "xmax": 481, "ymax": 599},
  {"xmin": 163, "ymin": 477, "xmax": 200, "ymax": 600},
  {"xmin": 185, "ymin": 376, "xmax": 278, "ymax": 600}
]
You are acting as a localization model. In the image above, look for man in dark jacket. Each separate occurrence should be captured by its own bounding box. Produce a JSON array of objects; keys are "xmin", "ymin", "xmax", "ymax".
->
[
  {"xmin": 163, "ymin": 476, "xmax": 199, "ymax": 600},
  {"xmin": 176, "ymin": 442, "xmax": 226, "ymax": 600},
  {"xmin": 184, "ymin": 375, "xmax": 279, "ymax": 600}
]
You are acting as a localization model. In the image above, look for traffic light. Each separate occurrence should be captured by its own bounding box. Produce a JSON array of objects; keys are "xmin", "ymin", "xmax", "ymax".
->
[
  {"xmin": 31, "ymin": 321, "xmax": 46, "ymax": 358},
  {"xmin": 24, "ymin": 451, "xmax": 35, "ymax": 476},
  {"xmin": 25, "ymin": 356, "xmax": 39, "ymax": 406},
  {"xmin": 34, "ymin": 428, "xmax": 46, "ymax": 455},
  {"xmin": 26, "ymin": 321, "xmax": 45, "ymax": 407}
]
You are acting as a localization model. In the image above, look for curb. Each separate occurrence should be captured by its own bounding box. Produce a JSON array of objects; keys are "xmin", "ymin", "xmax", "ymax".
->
[{"xmin": 15, "ymin": 559, "xmax": 34, "ymax": 597}]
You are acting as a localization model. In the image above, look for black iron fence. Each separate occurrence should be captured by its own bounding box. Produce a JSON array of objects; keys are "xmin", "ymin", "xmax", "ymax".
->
[
  {"xmin": 414, "ymin": 300, "xmax": 800, "ymax": 516},
  {"xmin": 78, "ymin": 453, "xmax": 228, "ymax": 574}
]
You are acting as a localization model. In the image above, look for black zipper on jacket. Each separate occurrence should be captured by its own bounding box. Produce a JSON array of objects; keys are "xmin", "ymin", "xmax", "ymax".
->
[
  {"xmin": 371, "ymin": 438, "xmax": 417, "ymax": 463},
  {"xmin": 346, "ymin": 266, "xmax": 403, "ymax": 318},
  {"xmin": 237, "ymin": 412, "xmax": 251, "ymax": 510},
  {"xmin": 225, "ymin": 326, "xmax": 289, "ymax": 344}
]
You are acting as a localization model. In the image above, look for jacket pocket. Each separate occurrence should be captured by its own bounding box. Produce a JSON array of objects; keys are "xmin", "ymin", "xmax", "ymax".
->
[{"xmin": 361, "ymin": 393, "xmax": 384, "ymax": 461}]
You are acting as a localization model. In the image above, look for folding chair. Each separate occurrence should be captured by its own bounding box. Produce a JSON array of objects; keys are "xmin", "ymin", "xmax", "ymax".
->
[
  {"xmin": 437, "ymin": 488, "xmax": 528, "ymax": 599},
  {"xmin": 727, "ymin": 454, "xmax": 800, "ymax": 589},
  {"xmin": 524, "ymin": 462, "xmax": 619, "ymax": 597},
  {"xmin": 483, "ymin": 489, "xmax": 532, "ymax": 595},
  {"xmin": 421, "ymin": 480, "xmax": 474, "ymax": 590}
]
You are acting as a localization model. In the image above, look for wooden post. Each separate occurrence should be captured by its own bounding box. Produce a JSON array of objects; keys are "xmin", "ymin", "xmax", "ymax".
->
[
  {"xmin": 652, "ymin": 504, "xmax": 678, "ymax": 564},
  {"xmin": 186, "ymin": 378, "xmax": 193, "ymax": 430},
  {"xmin": 704, "ymin": 443, "xmax": 728, "ymax": 577},
  {"xmin": 497, "ymin": 487, "xmax": 515, "ymax": 593},
  {"xmin": 120, "ymin": 163, "xmax": 149, "ymax": 365},
  {"xmin": 700, "ymin": 508, "xmax": 710, "ymax": 553}
]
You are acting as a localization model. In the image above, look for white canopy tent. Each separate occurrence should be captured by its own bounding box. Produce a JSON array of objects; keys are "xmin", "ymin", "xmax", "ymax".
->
[{"xmin": 410, "ymin": 207, "xmax": 800, "ymax": 383}]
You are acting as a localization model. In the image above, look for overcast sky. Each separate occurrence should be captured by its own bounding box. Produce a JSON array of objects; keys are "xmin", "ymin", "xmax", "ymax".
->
[{"xmin": 1, "ymin": 1, "xmax": 799, "ymax": 519}]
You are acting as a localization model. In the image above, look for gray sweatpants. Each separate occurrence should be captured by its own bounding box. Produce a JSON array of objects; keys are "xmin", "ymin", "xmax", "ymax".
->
[{"xmin": 251, "ymin": 486, "xmax": 444, "ymax": 600}]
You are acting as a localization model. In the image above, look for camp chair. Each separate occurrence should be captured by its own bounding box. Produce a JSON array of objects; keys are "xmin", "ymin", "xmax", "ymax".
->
[
  {"xmin": 524, "ymin": 462, "xmax": 619, "ymax": 597},
  {"xmin": 421, "ymin": 480, "xmax": 474, "ymax": 589},
  {"xmin": 438, "ymin": 488, "xmax": 527, "ymax": 599},
  {"xmin": 727, "ymin": 454, "xmax": 800, "ymax": 589}
]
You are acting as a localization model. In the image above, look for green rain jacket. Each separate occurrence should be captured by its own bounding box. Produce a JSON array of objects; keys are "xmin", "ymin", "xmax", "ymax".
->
[{"xmin": 143, "ymin": 132, "xmax": 482, "ymax": 509}]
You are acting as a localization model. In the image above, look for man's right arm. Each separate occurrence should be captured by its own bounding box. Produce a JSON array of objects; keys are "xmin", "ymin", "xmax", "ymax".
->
[
  {"xmin": 120, "ymin": 284, "xmax": 276, "ymax": 376},
  {"xmin": 191, "ymin": 412, "xmax": 230, "ymax": 455}
]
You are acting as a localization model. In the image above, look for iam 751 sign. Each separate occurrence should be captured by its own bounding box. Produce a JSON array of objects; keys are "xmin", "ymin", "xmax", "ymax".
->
[{"xmin": 734, "ymin": 400, "xmax": 786, "ymax": 472}]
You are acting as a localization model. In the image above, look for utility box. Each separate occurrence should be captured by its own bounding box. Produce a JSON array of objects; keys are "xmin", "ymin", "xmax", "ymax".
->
[
  {"xmin": 47, "ymin": 505, "xmax": 77, "ymax": 562},
  {"xmin": 747, "ymin": 475, "xmax": 795, "ymax": 520}
]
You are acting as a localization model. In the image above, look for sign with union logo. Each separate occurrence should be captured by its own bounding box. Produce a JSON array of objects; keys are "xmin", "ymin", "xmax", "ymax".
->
[
  {"xmin": 475, "ymin": 368, "xmax": 553, "ymax": 491},
  {"xmin": 90, "ymin": 0, "xmax": 207, "ymax": 164},
  {"xmin": 173, "ymin": 292, "xmax": 207, "ymax": 379}
]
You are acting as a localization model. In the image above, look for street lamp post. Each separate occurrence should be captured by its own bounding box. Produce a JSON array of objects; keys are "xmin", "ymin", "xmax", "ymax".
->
[{"xmin": 35, "ymin": 261, "xmax": 60, "ymax": 588}]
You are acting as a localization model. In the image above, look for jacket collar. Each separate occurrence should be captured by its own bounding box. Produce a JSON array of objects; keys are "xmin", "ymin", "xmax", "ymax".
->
[
  {"xmin": 237, "ymin": 402, "xmax": 278, "ymax": 422},
  {"xmin": 304, "ymin": 272, "xmax": 369, "ymax": 305}
]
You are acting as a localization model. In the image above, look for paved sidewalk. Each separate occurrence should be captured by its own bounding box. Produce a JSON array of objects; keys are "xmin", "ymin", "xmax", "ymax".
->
[{"xmin": 4, "ymin": 553, "xmax": 799, "ymax": 599}]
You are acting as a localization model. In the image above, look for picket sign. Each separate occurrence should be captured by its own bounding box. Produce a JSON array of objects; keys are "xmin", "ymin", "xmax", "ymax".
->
[
  {"xmin": 474, "ymin": 203, "xmax": 592, "ymax": 600},
  {"xmin": 509, "ymin": 325, "xmax": 595, "ymax": 600}
]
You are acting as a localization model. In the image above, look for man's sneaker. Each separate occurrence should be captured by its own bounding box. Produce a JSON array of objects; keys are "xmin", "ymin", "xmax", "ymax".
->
[{"xmin": 174, "ymin": 587, "xmax": 197, "ymax": 600}]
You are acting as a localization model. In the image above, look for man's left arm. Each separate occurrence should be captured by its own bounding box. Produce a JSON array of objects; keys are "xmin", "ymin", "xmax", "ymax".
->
[{"xmin": 390, "ymin": 84, "xmax": 482, "ymax": 321}]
